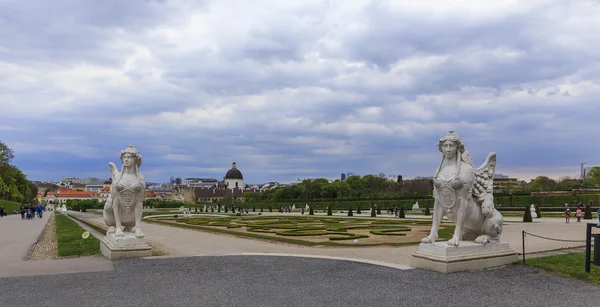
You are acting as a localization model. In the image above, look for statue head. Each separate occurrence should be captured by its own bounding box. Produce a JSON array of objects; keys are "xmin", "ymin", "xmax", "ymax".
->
[
  {"xmin": 120, "ymin": 145, "xmax": 142, "ymax": 169},
  {"xmin": 437, "ymin": 131, "xmax": 465, "ymax": 159}
]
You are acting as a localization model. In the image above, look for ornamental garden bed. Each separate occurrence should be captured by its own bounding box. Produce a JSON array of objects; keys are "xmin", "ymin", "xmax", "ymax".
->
[{"xmin": 148, "ymin": 216, "xmax": 455, "ymax": 247}]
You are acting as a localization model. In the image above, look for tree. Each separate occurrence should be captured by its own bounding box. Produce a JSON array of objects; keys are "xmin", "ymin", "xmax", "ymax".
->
[
  {"xmin": 0, "ymin": 141, "xmax": 14, "ymax": 164},
  {"xmin": 356, "ymin": 205, "xmax": 361, "ymax": 214},
  {"xmin": 523, "ymin": 206, "xmax": 533, "ymax": 222},
  {"xmin": 584, "ymin": 201, "xmax": 593, "ymax": 220},
  {"xmin": 584, "ymin": 167, "xmax": 600, "ymax": 187},
  {"xmin": 534, "ymin": 204, "xmax": 541, "ymax": 218}
]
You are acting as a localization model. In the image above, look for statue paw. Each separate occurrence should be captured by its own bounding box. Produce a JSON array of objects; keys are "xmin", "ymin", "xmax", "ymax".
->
[
  {"xmin": 107, "ymin": 226, "xmax": 116, "ymax": 234},
  {"xmin": 447, "ymin": 237, "xmax": 460, "ymax": 247},
  {"xmin": 114, "ymin": 229, "xmax": 124, "ymax": 237},
  {"xmin": 421, "ymin": 236, "xmax": 435, "ymax": 244},
  {"xmin": 135, "ymin": 229, "xmax": 145, "ymax": 238},
  {"xmin": 475, "ymin": 235, "xmax": 490, "ymax": 245}
]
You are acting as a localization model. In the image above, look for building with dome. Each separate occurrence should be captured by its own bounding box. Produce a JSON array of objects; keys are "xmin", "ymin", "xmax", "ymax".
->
[{"xmin": 224, "ymin": 161, "xmax": 244, "ymax": 189}]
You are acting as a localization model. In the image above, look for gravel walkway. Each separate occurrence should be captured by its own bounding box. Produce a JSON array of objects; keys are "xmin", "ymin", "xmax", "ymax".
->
[{"xmin": 0, "ymin": 256, "xmax": 597, "ymax": 307}]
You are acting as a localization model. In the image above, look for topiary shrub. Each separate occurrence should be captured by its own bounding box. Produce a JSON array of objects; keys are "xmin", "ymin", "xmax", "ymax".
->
[
  {"xmin": 371, "ymin": 205, "xmax": 376, "ymax": 217},
  {"xmin": 347, "ymin": 206, "xmax": 353, "ymax": 216},
  {"xmin": 211, "ymin": 207, "xmax": 214, "ymax": 213},
  {"xmin": 327, "ymin": 205, "xmax": 332, "ymax": 216},
  {"xmin": 260, "ymin": 206, "xmax": 264, "ymax": 212},
  {"xmin": 224, "ymin": 206, "xmax": 229, "ymax": 213},
  {"xmin": 269, "ymin": 205, "xmax": 273, "ymax": 213},
  {"xmin": 399, "ymin": 206, "xmax": 405, "ymax": 218},
  {"xmin": 376, "ymin": 205, "xmax": 381, "ymax": 215},
  {"xmin": 309, "ymin": 206, "xmax": 314, "ymax": 215},
  {"xmin": 253, "ymin": 205, "xmax": 256, "ymax": 212},
  {"xmin": 217, "ymin": 205, "xmax": 221, "ymax": 213},
  {"xmin": 584, "ymin": 203, "xmax": 593, "ymax": 219},
  {"xmin": 357, "ymin": 206, "xmax": 361, "ymax": 214},
  {"xmin": 523, "ymin": 206, "xmax": 532, "ymax": 222},
  {"xmin": 534, "ymin": 204, "xmax": 541, "ymax": 218},
  {"xmin": 424, "ymin": 203, "xmax": 431, "ymax": 216}
]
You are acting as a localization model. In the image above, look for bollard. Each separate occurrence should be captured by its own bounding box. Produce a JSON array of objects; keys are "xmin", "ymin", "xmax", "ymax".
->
[{"xmin": 595, "ymin": 234, "xmax": 600, "ymax": 265}]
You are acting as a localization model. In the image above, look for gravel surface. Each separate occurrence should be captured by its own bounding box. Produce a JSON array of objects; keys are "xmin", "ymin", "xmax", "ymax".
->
[
  {"xmin": 26, "ymin": 214, "xmax": 57, "ymax": 260},
  {"xmin": 0, "ymin": 255, "xmax": 597, "ymax": 307}
]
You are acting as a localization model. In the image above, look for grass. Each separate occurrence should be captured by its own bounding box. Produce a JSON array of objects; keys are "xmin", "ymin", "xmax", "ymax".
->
[
  {"xmin": 54, "ymin": 214, "xmax": 101, "ymax": 257},
  {"xmin": 524, "ymin": 252, "xmax": 600, "ymax": 285},
  {"xmin": 147, "ymin": 215, "xmax": 455, "ymax": 247}
]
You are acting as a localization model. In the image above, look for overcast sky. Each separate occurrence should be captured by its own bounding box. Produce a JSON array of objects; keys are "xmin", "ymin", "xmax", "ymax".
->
[{"xmin": 1, "ymin": 0, "xmax": 599, "ymax": 184}]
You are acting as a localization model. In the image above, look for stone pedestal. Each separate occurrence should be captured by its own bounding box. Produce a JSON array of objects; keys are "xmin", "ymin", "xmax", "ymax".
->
[
  {"xmin": 100, "ymin": 233, "xmax": 152, "ymax": 260},
  {"xmin": 411, "ymin": 241, "xmax": 518, "ymax": 273}
]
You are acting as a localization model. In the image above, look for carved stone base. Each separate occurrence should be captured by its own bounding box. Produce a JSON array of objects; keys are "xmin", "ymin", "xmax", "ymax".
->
[
  {"xmin": 100, "ymin": 233, "xmax": 152, "ymax": 260},
  {"xmin": 411, "ymin": 241, "xmax": 518, "ymax": 273}
]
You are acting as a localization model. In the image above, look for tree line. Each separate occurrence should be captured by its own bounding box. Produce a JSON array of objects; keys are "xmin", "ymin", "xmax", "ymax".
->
[
  {"xmin": 0, "ymin": 141, "xmax": 38, "ymax": 204},
  {"xmin": 244, "ymin": 172, "xmax": 600, "ymax": 203}
]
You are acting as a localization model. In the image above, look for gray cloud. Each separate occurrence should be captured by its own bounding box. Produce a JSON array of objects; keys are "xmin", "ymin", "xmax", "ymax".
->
[{"xmin": 1, "ymin": 0, "xmax": 600, "ymax": 183}]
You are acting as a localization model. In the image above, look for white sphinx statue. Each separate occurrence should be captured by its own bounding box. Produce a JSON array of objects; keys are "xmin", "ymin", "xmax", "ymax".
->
[
  {"xmin": 421, "ymin": 131, "xmax": 503, "ymax": 247},
  {"xmin": 103, "ymin": 145, "xmax": 146, "ymax": 238}
]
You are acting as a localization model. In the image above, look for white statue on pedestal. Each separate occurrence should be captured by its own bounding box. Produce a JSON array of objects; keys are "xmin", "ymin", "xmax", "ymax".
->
[
  {"xmin": 412, "ymin": 201, "xmax": 420, "ymax": 210},
  {"xmin": 61, "ymin": 204, "xmax": 67, "ymax": 213},
  {"xmin": 103, "ymin": 145, "xmax": 146, "ymax": 238},
  {"xmin": 530, "ymin": 204, "xmax": 537, "ymax": 218},
  {"xmin": 421, "ymin": 131, "xmax": 503, "ymax": 247}
]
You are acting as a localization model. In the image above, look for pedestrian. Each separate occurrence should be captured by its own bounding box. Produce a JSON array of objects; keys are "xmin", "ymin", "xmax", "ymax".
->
[
  {"xmin": 0, "ymin": 206, "xmax": 5, "ymax": 217},
  {"xmin": 575, "ymin": 207, "xmax": 582, "ymax": 222},
  {"xmin": 597, "ymin": 208, "xmax": 600, "ymax": 223},
  {"xmin": 565, "ymin": 209, "xmax": 571, "ymax": 224}
]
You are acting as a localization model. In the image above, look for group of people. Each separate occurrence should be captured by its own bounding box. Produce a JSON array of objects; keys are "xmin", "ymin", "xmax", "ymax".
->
[
  {"xmin": 564, "ymin": 203, "xmax": 600, "ymax": 223},
  {"xmin": 19, "ymin": 204, "xmax": 45, "ymax": 220}
]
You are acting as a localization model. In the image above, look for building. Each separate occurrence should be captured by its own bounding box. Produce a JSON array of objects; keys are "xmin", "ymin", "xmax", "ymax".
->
[
  {"xmin": 224, "ymin": 161, "xmax": 243, "ymax": 189},
  {"xmin": 85, "ymin": 181, "xmax": 105, "ymax": 192}
]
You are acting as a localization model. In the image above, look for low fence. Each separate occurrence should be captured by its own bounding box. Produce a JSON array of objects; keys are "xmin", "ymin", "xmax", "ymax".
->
[{"xmin": 521, "ymin": 231, "xmax": 587, "ymax": 263}]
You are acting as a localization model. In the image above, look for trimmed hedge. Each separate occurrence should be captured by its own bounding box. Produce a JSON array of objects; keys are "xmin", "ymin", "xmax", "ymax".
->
[
  {"xmin": 0, "ymin": 199, "xmax": 22, "ymax": 213},
  {"xmin": 369, "ymin": 228, "xmax": 410, "ymax": 236}
]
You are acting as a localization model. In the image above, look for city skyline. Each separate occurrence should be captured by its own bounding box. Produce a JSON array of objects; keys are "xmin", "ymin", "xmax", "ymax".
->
[{"xmin": 2, "ymin": 1, "xmax": 600, "ymax": 184}]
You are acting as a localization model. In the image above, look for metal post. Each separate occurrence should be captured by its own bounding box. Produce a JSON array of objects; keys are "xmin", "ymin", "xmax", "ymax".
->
[
  {"xmin": 522, "ymin": 230, "xmax": 526, "ymax": 264},
  {"xmin": 585, "ymin": 223, "xmax": 592, "ymax": 273}
]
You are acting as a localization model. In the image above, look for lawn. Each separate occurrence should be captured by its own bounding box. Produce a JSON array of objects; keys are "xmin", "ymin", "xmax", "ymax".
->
[
  {"xmin": 524, "ymin": 252, "xmax": 600, "ymax": 285},
  {"xmin": 148, "ymin": 215, "xmax": 454, "ymax": 247},
  {"xmin": 54, "ymin": 214, "xmax": 100, "ymax": 257}
]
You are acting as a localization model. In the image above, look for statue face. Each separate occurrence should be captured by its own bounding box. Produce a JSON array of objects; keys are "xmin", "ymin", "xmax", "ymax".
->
[
  {"xmin": 442, "ymin": 140, "xmax": 458, "ymax": 159},
  {"xmin": 122, "ymin": 153, "xmax": 134, "ymax": 167}
]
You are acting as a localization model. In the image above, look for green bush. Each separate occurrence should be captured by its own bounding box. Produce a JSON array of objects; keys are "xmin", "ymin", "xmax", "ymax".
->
[
  {"xmin": 356, "ymin": 206, "xmax": 361, "ymax": 214},
  {"xmin": 347, "ymin": 206, "xmax": 353, "ymax": 217},
  {"xmin": 253, "ymin": 205, "xmax": 256, "ymax": 212},
  {"xmin": 369, "ymin": 228, "xmax": 409, "ymax": 236},
  {"xmin": 276, "ymin": 229, "xmax": 327, "ymax": 236},
  {"xmin": 585, "ymin": 203, "xmax": 593, "ymax": 219},
  {"xmin": 309, "ymin": 206, "xmax": 314, "ymax": 215},
  {"xmin": 0, "ymin": 199, "xmax": 22, "ymax": 213},
  {"xmin": 327, "ymin": 205, "xmax": 332, "ymax": 216},
  {"xmin": 534, "ymin": 204, "xmax": 541, "ymax": 218},
  {"xmin": 370, "ymin": 205, "xmax": 376, "ymax": 217},
  {"xmin": 523, "ymin": 206, "xmax": 533, "ymax": 222},
  {"xmin": 376, "ymin": 206, "xmax": 381, "ymax": 215},
  {"xmin": 399, "ymin": 206, "xmax": 405, "ymax": 218},
  {"xmin": 424, "ymin": 203, "xmax": 431, "ymax": 216}
]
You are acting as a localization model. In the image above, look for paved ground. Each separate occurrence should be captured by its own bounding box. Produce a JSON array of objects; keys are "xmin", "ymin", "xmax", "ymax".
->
[
  {"xmin": 70, "ymin": 210, "xmax": 593, "ymax": 269},
  {"xmin": 0, "ymin": 212, "xmax": 113, "ymax": 278},
  {"xmin": 0, "ymin": 255, "xmax": 597, "ymax": 307}
]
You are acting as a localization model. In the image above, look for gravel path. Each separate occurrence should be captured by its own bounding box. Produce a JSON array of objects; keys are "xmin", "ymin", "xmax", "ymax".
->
[
  {"xmin": 0, "ymin": 256, "xmax": 597, "ymax": 307},
  {"xmin": 26, "ymin": 214, "xmax": 58, "ymax": 260}
]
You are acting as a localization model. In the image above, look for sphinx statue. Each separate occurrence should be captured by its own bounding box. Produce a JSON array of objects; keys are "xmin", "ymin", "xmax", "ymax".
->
[
  {"xmin": 421, "ymin": 131, "xmax": 503, "ymax": 247},
  {"xmin": 103, "ymin": 145, "xmax": 146, "ymax": 238}
]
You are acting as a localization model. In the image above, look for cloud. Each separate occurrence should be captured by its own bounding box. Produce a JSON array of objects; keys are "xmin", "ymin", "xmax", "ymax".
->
[{"xmin": 1, "ymin": 0, "xmax": 600, "ymax": 183}]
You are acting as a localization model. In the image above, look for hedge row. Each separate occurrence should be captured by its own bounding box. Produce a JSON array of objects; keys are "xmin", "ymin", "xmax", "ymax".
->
[{"xmin": 0, "ymin": 199, "xmax": 22, "ymax": 213}]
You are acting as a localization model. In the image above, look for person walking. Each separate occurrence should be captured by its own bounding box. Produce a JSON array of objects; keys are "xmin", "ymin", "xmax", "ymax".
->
[
  {"xmin": 576, "ymin": 207, "xmax": 582, "ymax": 222},
  {"xmin": 565, "ymin": 209, "xmax": 571, "ymax": 224}
]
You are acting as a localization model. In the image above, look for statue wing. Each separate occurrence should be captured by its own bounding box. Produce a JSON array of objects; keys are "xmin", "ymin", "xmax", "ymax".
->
[
  {"xmin": 472, "ymin": 152, "xmax": 496, "ymax": 204},
  {"xmin": 108, "ymin": 162, "xmax": 118, "ymax": 180}
]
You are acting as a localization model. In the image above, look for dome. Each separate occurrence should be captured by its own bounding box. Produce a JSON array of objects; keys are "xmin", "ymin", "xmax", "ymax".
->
[{"xmin": 225, "ymin": 161, "xmax": 243, "ymax": 180}]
